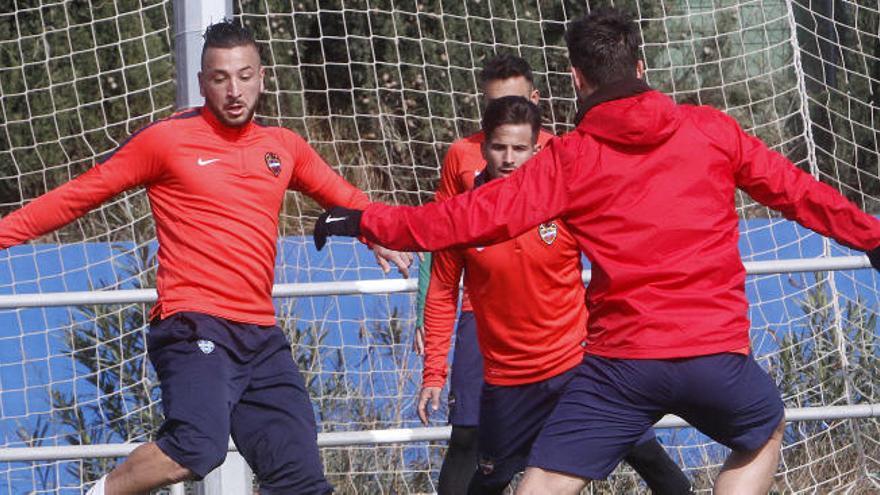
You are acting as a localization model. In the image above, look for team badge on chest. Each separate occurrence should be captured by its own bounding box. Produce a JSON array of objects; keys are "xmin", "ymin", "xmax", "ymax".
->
[
  {"xmin": 265, "ymin": 152, "xmax": 282, "ymax": 177},
  {"xmin": 538, "ymin": 222, "xmax": 558, "ymax": 245}
]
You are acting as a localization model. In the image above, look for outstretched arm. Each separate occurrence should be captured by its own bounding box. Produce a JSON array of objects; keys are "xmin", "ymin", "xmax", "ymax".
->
[
  {"xmin": 0, "ymin": 126, "xmax": 165, "ymax": 249},
  {"xmin": 285, "ymin": 131, "xmax": 413, "ymax": 275},
  {"xmin": 732, "ymin": 119, "xmax": 880, "ymax": 252},
  {"xmin": 286, "ymin": 131, "xmax": 371, "ymax": 210},
  {"xmin": 323, "ymin": 138, "xmax": 578, "ymax": 252}
]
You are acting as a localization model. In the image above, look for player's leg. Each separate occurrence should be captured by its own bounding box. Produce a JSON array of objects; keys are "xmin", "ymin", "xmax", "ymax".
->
[
  {"xmin": 672, "ymin": 353, "xmax": 785, "ymax": 495},
  {"xmin": 713, "ymin": 418, "xmax": 784, "ymax": 494},
  {"xmin": 623, "ymin": 430, "xmax": 692, "ymax": 494},
  {"xmin": 102, "ymin": 313, "xmax": 247, "ymax": 494},
  {"xmin": 466, "ymin": 367, "xmax": 576, "ymax": 495},
  {"xmin": 439, "ymin": 425, "xmax": 479, "ymax": 495},
  {"xmin": 517, "ymin": 468, "xmax": 586, "ymax": 495},
  {"xmin": 517, "ymin": 355, "xmax": 670, "ymax": 495},
  {"xmin": 96, "ymin": 443, "xmax": 191, "ymax": 494},
  {"xmin": 438, "ymin": 311, "xmax": 483, "ymax": 495},
  {"xmin": 230, "ymin": 326, "xmax": 332, "ymax": 495}
]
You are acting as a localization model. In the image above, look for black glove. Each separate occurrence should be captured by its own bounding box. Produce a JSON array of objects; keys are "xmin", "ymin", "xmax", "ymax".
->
[
  {"xmin": 868, "ymin": 245, "xmax": 880, "ymax": 272},
  {"xmin": 313, "ymin": 206, "xmax": 363, "ymax": 251}
]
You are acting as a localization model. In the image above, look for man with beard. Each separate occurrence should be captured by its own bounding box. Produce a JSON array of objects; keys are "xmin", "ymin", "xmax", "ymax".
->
[{"xmin": 0, "ymin": 20, "xmax": 410, "ymax": 495}]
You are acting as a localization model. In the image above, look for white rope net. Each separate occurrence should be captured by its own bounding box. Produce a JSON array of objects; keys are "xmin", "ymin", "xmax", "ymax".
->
[{"xmin": 0, "ymin": 0, "xmax": 877, "ymax": 492}]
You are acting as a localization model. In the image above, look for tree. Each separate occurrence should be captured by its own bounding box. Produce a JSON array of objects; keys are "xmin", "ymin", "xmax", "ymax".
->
[
  {"xmin": 769, "ymin": 274, "xmax": 879, "ymax": 491},
  {"xmin": 792, "ymin": 0, "xmax": 880, "ymax": 211}
]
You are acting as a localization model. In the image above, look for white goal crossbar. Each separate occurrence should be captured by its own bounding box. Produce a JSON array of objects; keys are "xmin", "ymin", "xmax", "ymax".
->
[
  {"xmin": 0, "ymin": 255, "xmax": 871, "ymax": 308},
  {"xmin": 0, "ymin": 404, "xmax": 877, "ymax": 462}
]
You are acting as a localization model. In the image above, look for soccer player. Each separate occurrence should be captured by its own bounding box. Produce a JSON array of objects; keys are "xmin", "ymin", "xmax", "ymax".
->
[
  {"xmin": 313, "ymin": 8, "xmax": 880, "ymax": 495},
  {"xmin": 412, "ymin": 54, "xmax": 555, "ymax": 495},
  {"xmin": 419, "ymin": 95, "xmax": 691, "ymax": 494},
  {"xmin": 0, "ymin": 20, "xmax": 411, "ymax": 495}
]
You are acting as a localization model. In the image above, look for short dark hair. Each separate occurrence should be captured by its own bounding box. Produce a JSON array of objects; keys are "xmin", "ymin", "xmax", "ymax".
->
[
  {"xmin": 481, "ymin": 95, "xmax": 542, "ymax": 143},
  {"xmin": 201, "ymin": 19, "xmax": 259, "ymax": 67},
  {"xmin": 565, "ymin": 8, "xmax": 641, "ymax": 88},
  {"xmin": 479, "ymin": 54, "xmax": 534, "ymax": 87}
]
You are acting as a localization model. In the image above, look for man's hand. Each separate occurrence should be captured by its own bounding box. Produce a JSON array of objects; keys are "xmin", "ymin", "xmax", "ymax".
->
[
  {"xmin": 413, "ymin": 326, "xmax": 425, "ymax": 355},
  {"xmin": 313, "ymin": 207, "xmax": 363, "ymax": 250},
  {"xmin": 372, "ymin": 245, "xmax": 414, "ymax": 278},
  {"xmin": 417, "ymin": 386, "xmax": 442, "ymax": 425},
  {"xmin": 868, "ymin": 246, "xmax": 880, "ymax": 272}
]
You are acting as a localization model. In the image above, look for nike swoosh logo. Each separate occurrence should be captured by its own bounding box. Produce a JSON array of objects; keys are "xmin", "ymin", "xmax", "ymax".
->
[
  {"xmin": 197, "ymin": 158, "xmax": 220, "ymax": 166},
  {"xmin": 325, "ymin": 216, "xmax": 347, "ymax": 223}
]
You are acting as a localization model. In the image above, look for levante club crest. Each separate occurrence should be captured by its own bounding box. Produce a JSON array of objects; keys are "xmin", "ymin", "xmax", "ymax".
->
[
  {"xmin": 538, "ymin": 222, "xmax": 558, "ymax": 245},
  {"xmin": 265, "ymin": 152, "xmax": 282, "ymax": 176}
]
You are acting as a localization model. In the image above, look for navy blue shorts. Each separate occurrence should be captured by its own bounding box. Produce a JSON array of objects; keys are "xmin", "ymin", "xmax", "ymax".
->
[
  {"xmin": 448, "ymin": 311, "xmax": 483, "ymax": 427},
  {"xmin": 147, "ymin": 312, "xmax": 332, "ymax": 494},
  {"xmin": 474, "ymin": 368, "xmax": 655, "ymax": 487},
  {"xmin": 473, "ymin": 367, "xmax": 575, "ymax": 487},
  {"xmin": 529, "ymin": 353, "xmax": 785, "ymax": 480},
  {"xmin": 473, "ymin": 367, "xmax": 658, "ymax": 487}
]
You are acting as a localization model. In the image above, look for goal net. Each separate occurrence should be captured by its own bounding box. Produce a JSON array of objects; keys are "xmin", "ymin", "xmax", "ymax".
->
[{"xmin": 0, "ymin": 0, "xmax": 878, "ymax": 493}]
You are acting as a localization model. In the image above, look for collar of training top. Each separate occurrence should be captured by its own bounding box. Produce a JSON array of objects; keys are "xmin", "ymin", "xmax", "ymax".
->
[
  {"xmin": 573, "ymin": 77, "xmax": 652, "ymax": 125},
  {"xmin": 200, "ymin": 105, "xmax": 258, "ymax": 140},
  {"xmin": 474, "ymin": 169, "xmax": 491, "ymax": 188}
]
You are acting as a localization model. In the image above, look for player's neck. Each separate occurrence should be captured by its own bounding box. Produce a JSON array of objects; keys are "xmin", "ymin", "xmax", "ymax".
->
[
  {"xmin": 200, "ymin": 106, "xmax": 257, "ymax": 138},
  {"xmin": 574, "ymin": 77, "xmax": 651, "ymax": 125}
]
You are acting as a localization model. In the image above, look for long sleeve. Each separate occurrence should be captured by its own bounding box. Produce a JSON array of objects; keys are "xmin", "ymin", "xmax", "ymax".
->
[
  {"xmin": 414, "ymin": 138, "xmax": 467, "ymax": 329},
  {"xmin": 732, "ymin": 119, "xmax": 880, "ymax": 251},
  {"xmin": 422, "ymin": 248, "xmax": 465, "ymax": 388},
  {"xmin": 0, "ymin": 125, "xmax": 166, "ymax": 249},
  {"xmin": 286, "ymin": 131, "xmax": 370, "ymax": 209},
  {"xmin": 360, "ymin": 138, "xmax": 576, "ymax": 252}
]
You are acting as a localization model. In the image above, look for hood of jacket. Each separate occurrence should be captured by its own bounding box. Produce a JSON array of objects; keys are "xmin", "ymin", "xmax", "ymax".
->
[{"xmin": 576, "ymin": 79, "xmax": 682, "ymax": 147}]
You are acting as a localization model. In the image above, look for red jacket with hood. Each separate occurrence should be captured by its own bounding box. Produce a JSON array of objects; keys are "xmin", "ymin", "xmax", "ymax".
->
[{"xmin": 360, "ymin": 83, "xmax": 880, "ymax": 359}]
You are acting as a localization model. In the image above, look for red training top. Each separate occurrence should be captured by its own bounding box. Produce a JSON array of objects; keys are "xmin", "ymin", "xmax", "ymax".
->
[
  {"xmin": 432, "ymin": 129, "xmax": 555, "ymax": 313},
  {"xmin": 0, "ymin": 107, "xmax": 370, "ymax": 325},
  {"xmin": 423, "ymin": 184, "xmax": 586, "ymax": 387},
  {"xmin": 361, "ymin": 90, "xmax": 880, "ymax": 359}
]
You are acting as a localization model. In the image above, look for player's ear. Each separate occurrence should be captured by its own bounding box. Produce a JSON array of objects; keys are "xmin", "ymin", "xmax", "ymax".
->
[
  {"xmin": 636, "ymin": 60, "xmax": 646, "ymax": 80},
  {"xmin": 197, "ymin": 71, "xmax": 206, "ymax": 97},
  {"xmin": 570, "ymin": 67, "xmax": 584, "ymax": 92},
  {"xmin": 570, "ymin": 66, "xmax": 596, "ymax": 99},
  {"xmin": 529, "ymin": 87, "xmax": 540, "ymax": 105},
  {"xmin": 258, "ymin": 66, "xmax": 266, "ymax": 92}
]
